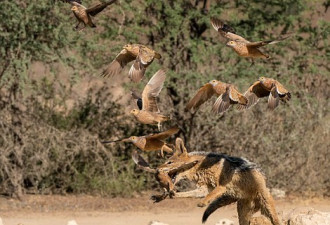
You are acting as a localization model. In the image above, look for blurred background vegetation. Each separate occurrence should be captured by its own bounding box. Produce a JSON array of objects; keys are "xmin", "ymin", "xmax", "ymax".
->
[{"xmin": 0, "ymin": 0, "xmax": 329, "ymax": 199}]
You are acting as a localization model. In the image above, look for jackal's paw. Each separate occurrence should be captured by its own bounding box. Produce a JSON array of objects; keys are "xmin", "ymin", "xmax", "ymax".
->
[
  {"xmin": 197, "ymin": 201, "xmax": 207, "ymax": 207},
  {"xmin": 151, "ymin": 194, "xmax": 167, "ymax": 203}
]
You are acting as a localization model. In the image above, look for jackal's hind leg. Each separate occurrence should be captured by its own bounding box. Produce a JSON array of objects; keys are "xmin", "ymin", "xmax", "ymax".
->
[
  {"xmin": 175, "ymin": 185, "xmax": 208, "ymax": 198},
  {"xmin": 197, "ymin": 185, "xmax": 226, "ymax": 207},
  {"xmin": 250, "ymin": 216, "xmax": 273, "ymax": 225},
  {"xmin": 237, "ymin": 199, "xmax": 255, "ymax": 225},
  {"xmin": 258, "ymin": 190, "xmax": 281, "ymax": 225}
]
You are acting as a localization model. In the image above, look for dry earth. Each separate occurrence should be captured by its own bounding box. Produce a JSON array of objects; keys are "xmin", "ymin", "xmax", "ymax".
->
[{"xmin": 0, "ymin": 194, "xmax": 329, "ymax": 225}]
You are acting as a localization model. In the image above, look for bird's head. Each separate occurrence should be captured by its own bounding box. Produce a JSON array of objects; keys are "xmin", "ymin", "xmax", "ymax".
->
[
  {"xmin": 71, "ymin": 6, "xmax": 79, "ymax": 12},
  {"xmin": 123, "ymin": 44, "xmax": 131, "ymax": 50},
  {"xmin": 209, "ymin": 80, "xmax": 219, "ymax": 87},
  {"xmin": 226, "ymin": 40, "xmax": 237, "ymax": 47},
  {"xmin": 128, "ymin": 136, "xmax": 138, "ymax": 143},
  {"xmin": 130, "ymin": 109, "xmax": 139, "ymax": 115},
  {"xmin": 258, "ymin": 76, "xmax": 266, "ymax": 83}
]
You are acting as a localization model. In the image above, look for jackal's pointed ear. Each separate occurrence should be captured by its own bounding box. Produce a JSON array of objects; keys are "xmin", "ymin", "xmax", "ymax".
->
[{"xmin": 174, "ymin": 138, "xmax": 188, "ymax": 156}]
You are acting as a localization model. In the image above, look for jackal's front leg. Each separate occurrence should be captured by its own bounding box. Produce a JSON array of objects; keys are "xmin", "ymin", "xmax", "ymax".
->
[
  {"xmin": 197, "ymin": 185, "xmax": 226, "ymax": 207},
  {"xmin": 151, "ymin": 188, "xmax": 170, "ymax": 203},
  {"xmin": 175, "ymin": 185, "xmax": 208, "ymax": 198},
  {"xmin": 151, "ymin": 188, "xmax": 176, "ymax": 203}
]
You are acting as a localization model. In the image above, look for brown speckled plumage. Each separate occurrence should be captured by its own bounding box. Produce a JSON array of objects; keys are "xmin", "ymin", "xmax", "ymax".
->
[
  {"xmin": 101, "ymin": 44, "xmax": 161, "ymax": 82},
  {"xmin": 186, "ymin": 80, "xmax": 247, "ymax": 113},
  {"xmin": 211, "ymin": 17, "xmax": 291, "ymax": 59},
  {"xmin": 69, "ymin": 0, "xmax": 117, "ymax": 31},
  {"xmin": 212, "ymin": 85, "xmax": 248, "ymax": 114},
  {"xmin": 102, "ymin": 127, "xmax": 179, "ymax": 157},
  {"xmin": 238, "ymin": 77, "xmax": 291, "ymax": 110},
  {"xmin": 130, "ymin": 69, "xmax": 170, "ymax": 130}
]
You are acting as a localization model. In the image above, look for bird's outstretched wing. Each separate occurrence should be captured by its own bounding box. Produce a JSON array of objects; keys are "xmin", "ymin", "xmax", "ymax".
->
[
  {"xmin": 86, "ymin": 0, "xmax": 117, "ymax": 16},
  {"xmin": 274, "ymin": 80, "xmax": 290, "ymax": 96},
  {"xmin": 229, "ymin": 86, "xmax": 248, "ymax": 105},
  {"xmin": 210, "ymin": 18, "xmax": 248, "ymax": 43},
  {"xmin": 129, "ymin": 56, "xmax": 147, "ymax": 83},
  {"xmin": 267, "ymin": 81, "xmax": 291, "ymax": 110},
  {"xmin": 212, "ymin": 91, "xmax": 230, "ymax": 114},
  {"xmin": 246, "ymin": 35, "xmax": 291, "ymax": 48},
  {"xmin": 268, "ymin": 85, "xmax": 280, "ymax": 110},
  {"xmin": 101, "ymin": 49, "xmax": 136, "ymax": 78},
  {"xmin": 186, "ymin": 83, "xmax": 216, "ymax": 111},
  {"xmin": 128, "ymin": 47, "xmax": 155, "ymax": 82},
  {"xmin": 148, "ymin": 127, "xmax": 179, "ymax": 141},
  {"xmin": 56, "ymin": 0, "xmax": 82, "ymax": 4},
  {"xmin": 212, "ymin": 86, "xmax": 247, "ymax": 113},
  {"xmin": 141, "ymin": 69, "xmax": 166, "ymax": 112},
  {"xmin": 132, "ymin": 150, "xmax": 156, "ymax": 173},
  {"xmin": 237, "ymin": 81, "xmax": 270, "ymax": 110}
]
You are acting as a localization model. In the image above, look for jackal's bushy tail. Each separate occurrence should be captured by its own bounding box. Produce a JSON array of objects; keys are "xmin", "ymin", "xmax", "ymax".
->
[{"xmin": 202, "ymin": 195, "xmax": 238, "ymax": 223}]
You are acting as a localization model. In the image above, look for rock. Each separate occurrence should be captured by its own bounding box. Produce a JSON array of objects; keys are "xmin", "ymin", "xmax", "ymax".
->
[
  {"xmin": 214, "ymin": 219, "xmax": 234, "ymax": 225},
  {"xmin": 148, "ymin": 221, "xmax": 169, "ymax": 225},
  {"xmin": 67, "ymin": 220, "xmax": 78, "ymax": 225},
  {"xmin": 286, "ymin": 207, "xmax": 330, "ymax": 225},
  {"xmin": 250, "ymin": 216, "xmax": 272, "ymax": 225},
  {"xmin": 270, "ymin": 188, "xmax": 286, "ymax": 199}
]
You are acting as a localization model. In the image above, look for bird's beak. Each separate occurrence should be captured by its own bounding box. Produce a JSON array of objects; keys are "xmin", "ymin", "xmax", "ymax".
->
[{"xmin": 121, "ymin": 138, "xmax": 131, "ymax": 142}]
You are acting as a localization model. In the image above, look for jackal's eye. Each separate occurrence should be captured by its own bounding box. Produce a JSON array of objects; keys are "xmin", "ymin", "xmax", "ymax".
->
[{"xmin": 166, "ymin": 161, "xmax": 173, "ymax": 165}]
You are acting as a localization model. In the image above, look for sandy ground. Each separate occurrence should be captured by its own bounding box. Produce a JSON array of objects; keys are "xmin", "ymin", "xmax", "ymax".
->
[{"xmin": 0, "ymin": 194, "xmax": 329, "ymax": 225}]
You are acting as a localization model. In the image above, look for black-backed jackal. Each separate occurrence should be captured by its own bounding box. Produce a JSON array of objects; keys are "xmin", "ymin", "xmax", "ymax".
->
[{"xmin": 134, "ymin": 138, "xmax": 281, "ymax": 225}]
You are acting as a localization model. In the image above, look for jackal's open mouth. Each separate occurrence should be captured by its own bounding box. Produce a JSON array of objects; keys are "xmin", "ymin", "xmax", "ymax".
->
[{"xmin": 169, "ymin": 172, "xmax": 177, "ymax": 183}]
